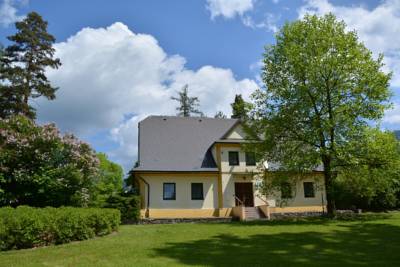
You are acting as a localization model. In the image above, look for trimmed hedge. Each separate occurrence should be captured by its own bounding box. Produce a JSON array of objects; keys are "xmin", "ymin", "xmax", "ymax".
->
[{"xmin": 0, "ymin": 206, "xmax": 120, "ymax": 251}]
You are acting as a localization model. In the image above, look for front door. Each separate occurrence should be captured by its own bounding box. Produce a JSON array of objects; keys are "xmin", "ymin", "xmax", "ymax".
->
[{"xmin": 234, "ymin": 182, "xmax": 254, "ymax": 207}]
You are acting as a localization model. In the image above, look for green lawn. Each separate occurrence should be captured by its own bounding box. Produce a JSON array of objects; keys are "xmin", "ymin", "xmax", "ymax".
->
[{"xmin": 1, "ymin": 212, "xmax": 400, "ymax": 267}]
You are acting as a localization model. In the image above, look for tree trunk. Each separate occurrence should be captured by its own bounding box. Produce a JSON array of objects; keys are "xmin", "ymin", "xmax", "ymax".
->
[{"xmin": 322, "ymin": 155, "xmax": 336, "ymax": 217}]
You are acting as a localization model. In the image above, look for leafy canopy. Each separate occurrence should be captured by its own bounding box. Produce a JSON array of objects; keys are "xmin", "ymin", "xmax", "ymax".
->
[
  {"xmin": 336, "ymin": 128, "xmax": 400, "ymax": 210},
  {"xmin": 248, "ymin": 14, "xmax": 392, "ymax": 215},
  {"xmin": 92, "ymin": 153, "xmax": 124, "ymax": 206}
]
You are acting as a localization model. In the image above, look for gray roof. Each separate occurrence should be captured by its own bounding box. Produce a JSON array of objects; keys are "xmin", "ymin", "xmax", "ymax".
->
[{"xmin": 134, "ymin": 116, "xmax": 238, "ymax": 172}]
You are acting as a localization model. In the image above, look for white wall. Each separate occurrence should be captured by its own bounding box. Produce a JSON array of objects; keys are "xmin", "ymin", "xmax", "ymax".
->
[
  {"xmin": 220, "ymin": 146, "xmax": 259, "ymax": 173},
  {"xmin": 140, "ymin": 175, "xmax": 218, "ymax": 209},
  {"xmin": 221, "ymin": 172, "xmax": 325, "ymax": 208}
]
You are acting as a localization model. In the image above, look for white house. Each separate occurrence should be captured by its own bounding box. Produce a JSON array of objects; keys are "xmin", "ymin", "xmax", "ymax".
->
[{"xmin": 132, "ymin": 116, "xmax": 326, "ymax": 220}]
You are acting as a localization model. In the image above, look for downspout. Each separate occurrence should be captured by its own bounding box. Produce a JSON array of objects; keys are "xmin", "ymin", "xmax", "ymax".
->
[{"xmin": 138, "ymin": 176, "xmax": 150, "ymax": 218}]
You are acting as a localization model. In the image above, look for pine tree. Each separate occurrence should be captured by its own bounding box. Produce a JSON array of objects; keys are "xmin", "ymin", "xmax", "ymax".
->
[
  {"xmin": 171, "ymin": 84, "xmax": 203, "ymax": 117},
  {"xmin": 0, "ymin": 12, "xmax": 61, "ymax": 119},
  {"xmin": 231, "ymin": 94, "xmax": 249, "ymax": 119},
  {"xmin": 214, "ymin": 111, "xmax": 226, "ymax": 118},
  {"xmin": 0, "ymin": 44, "xmax": 19, "ymax": 118}
]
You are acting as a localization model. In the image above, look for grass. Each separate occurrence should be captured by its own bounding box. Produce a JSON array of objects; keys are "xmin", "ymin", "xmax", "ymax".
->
[{"xmin": 1, "ymin": 212, "xmax": 400, "ymax": 267}]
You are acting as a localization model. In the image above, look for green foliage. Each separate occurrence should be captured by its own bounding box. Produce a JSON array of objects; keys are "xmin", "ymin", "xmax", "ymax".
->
[
  {"xmin": 171, "ymin": 84, "xmax": 203, "ymax": 117},
  {"xmin": 335, "ymin": 128, "xmax": 400, "ymax": 210},
  {"xmin": 248, "ymin": 14, "xmax": 392, "ymax": 215},
  {"xmin": 0, "ymin": 206, "xmax": 120, "ymax": 251},
  {"xmin": 0, "ymin": 115, "xmax": 99, "ymax": 207},
  {"xmin": 103, "ymin": 194, "xmax": 140, "ymax": 222},
  {"xmin": 0, "ymin": 12, "xmax": 61, "ymax": 119},
  {"xmin": 92, "ymin": 153, "xmax": 123, "ymax": 206},
  {"xmin": 231, "ymin": 94, "xmax": 251, "ymax": 119}
]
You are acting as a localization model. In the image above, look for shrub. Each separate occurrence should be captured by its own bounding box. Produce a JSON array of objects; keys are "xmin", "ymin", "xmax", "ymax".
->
[
  {"xmin": 0, "ymin": 206, "xmax": 120, "ymax": 251},
  {"xmin": 104, "ymin": 194, "xmax": 140, "ymax": 223},
  {"xmin": 0, "ymin": 115, "xmax": 100, "ymax": 207}
]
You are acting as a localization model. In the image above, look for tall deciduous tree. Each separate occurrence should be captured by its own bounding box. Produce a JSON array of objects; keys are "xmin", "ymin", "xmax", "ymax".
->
[
  {"xmin": 0, "ymin": 12, "xmax": 61, "ymax": 119},
  {"xmin": 171, "ymin": 84, "xmax": 203, "ymax": 117},
  {"xmin": 248, "ymin": 14, "xmax": 391, "ymax": 216},
  {"xmin": 93, "ymin": 153, "xmax": 124, "ymax": 205}
]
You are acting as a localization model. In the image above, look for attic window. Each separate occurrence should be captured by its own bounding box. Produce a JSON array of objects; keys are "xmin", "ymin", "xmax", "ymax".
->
[
  {"xmin": 163, "ymin": 118, "xmax": 167, "ymax": 121},
  {"xmin": 198, "ymin": 119, "xmax": 202, "ymax": 122}
]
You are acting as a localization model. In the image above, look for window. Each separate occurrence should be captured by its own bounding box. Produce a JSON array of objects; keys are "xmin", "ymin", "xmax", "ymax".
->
[
  {"xmin": 280, "ymin": 182, "xmax": 293, "ymax": 199},
  {"xmin": 229, "ymin": 151, "xmax": 239, "ymax": 166},
  {"xmin": 303, "ymin": 182, "xmax": 315, "ymax": 198},
  {"xmin": 245, "ymin": 152, "xmax": 256, "ymax": 166},
  {"xmin": 163, "ymin": 183, "xmax": 176, "ymax": 200},
  {"xmin": 191, "ymin": 183, "xmax": 204, "ymax": 200}
]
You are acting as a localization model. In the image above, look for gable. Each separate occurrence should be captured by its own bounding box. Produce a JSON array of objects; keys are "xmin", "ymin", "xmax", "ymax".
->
[{"xmin": 223, "ymin": 124, "xmax": 246, "ymax": 140}]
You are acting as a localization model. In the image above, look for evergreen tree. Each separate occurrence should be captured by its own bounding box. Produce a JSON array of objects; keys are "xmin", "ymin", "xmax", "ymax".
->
[
  {"xmin": 1, "ymin": 43, "xmax": 22, "ymax": 118},
  {"xmin": 171, "ymin": 84, "xmax": 203, "ymax": 117},
  {"xmin": 214, "ymin": 111, "xmax": 227, "ymax": 118},
  {"xmin": 0, "ymin": 12, "xmax": 61, "ymax": 119},
  {"xmin": 231, "ymin": 94, "xmax": 249, "ymax": 119}
]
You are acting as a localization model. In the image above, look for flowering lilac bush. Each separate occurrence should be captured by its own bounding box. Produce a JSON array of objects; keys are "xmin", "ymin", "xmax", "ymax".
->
[{"xmin": 0, "ymin": 115, "xmax": 100, "ymax": 207}]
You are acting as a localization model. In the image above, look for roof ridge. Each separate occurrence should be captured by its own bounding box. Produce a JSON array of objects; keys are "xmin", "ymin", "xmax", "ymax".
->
[{"xmin": 146, "ymin": 115, "xmax": 237, "ymax": 121}]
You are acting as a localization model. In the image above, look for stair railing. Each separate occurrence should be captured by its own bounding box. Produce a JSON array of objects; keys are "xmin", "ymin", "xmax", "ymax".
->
[
  {"xmin": 234, "ymin": 195, "xmax": 244, "ymax": 207},
  {"xmin": 233, "ymin": 195, "xmax": 246, "ymax": 220},
  {"xmin": 255, "ymin": 195, "xmax": 269, "ymax": 206}
]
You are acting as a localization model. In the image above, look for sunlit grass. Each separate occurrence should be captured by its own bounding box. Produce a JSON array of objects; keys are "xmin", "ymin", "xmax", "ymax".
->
[{"xmin": 1, "ymin": 212, "xmax": 399, "ymax": 267}]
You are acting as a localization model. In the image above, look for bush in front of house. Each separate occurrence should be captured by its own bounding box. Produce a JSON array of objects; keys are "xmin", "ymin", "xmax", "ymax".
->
[
  {"xmin": 0, "ymin": 206, "xmax": 120, "ymax": 251},
  {"xmin": 103, "ymin": 194, "xmax": 141, "ymax": 223}
]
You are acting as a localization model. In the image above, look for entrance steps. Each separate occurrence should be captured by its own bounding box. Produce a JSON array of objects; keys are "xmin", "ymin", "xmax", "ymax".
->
[{"xmin": 244, "ymin": 207, "xmax": 266, "ymax": 221}]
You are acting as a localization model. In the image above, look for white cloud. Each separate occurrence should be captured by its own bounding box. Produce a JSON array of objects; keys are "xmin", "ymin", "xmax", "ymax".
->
[
  {"xmin": 37, "ymin": 22, "xmax": 258, "ymax": 171},
  {"xmin": 206, "ymin": 0, "xmax": 254, "ymax": 19},
  {"xmin": 0, "ymin": 0, "xmax": 26, "ymax": 27},
  {"xmin": 383, "ymin": 104, "xmax": 400, "ymax": 125},
  {"xmin": 205, "ymin": 0, "xmax": 280, "ymax": 33},
  {"xmin": 242, "ymin": 13, "xmax": 280, "ymax": 32},
  {"xmin": 298, "ymin": 0, "xmax": 400, "ymax": 86}
]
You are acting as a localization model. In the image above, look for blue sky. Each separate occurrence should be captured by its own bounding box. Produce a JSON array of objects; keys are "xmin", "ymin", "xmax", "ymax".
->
[{"xmin": 1, "ymin": 0, "xmax": 400, "ymax": 172}]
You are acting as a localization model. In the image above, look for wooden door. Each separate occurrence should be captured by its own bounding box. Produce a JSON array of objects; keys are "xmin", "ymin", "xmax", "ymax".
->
[{"xmin": 234, "ymin": 183, "xmax": 254, "ymax": 207}]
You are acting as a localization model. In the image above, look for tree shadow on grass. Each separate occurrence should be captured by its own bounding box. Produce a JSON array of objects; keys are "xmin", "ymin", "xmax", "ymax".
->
[
  {"xmin": 154, "ymin": 222, "xmax": 400, "ymax": 267},
  {"xmin": 228, "ymin": 213, "xmax": 392, "ymax": 227}
]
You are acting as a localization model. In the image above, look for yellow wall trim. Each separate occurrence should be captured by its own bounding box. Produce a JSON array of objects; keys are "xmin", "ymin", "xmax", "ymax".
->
[
  {"xmin": 141, "ymin": 206, "xmax": 326, "ymax": 219},
  {"xmin": 216, "ymin": 144, "xmax": 223, "ymax": 211},
  {"xmin": 270, "ymin": 206, "xmax": 326, "ymax": 213},
  {"xmin": 143, "ymin": 209, "xmax": 219, "ymax": 218},
  {"xmin": 134, "ymin": 171, "xmax": 218, "ymax": 176}
]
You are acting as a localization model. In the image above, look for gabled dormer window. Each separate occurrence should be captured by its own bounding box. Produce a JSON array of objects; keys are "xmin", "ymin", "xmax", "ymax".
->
[{"xmin": 229, "ymin": 151, "xmax": 239, "ymax": 166}]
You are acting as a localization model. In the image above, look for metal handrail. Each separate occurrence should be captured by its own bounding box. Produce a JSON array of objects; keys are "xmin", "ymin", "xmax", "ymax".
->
[
  {"xmin": 256, "ymin": 195, "xmax": 269, "ymax": 206},
  {"xmin": 233, "ymin": 195, "xmax": 244, "ymax": 206}
]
